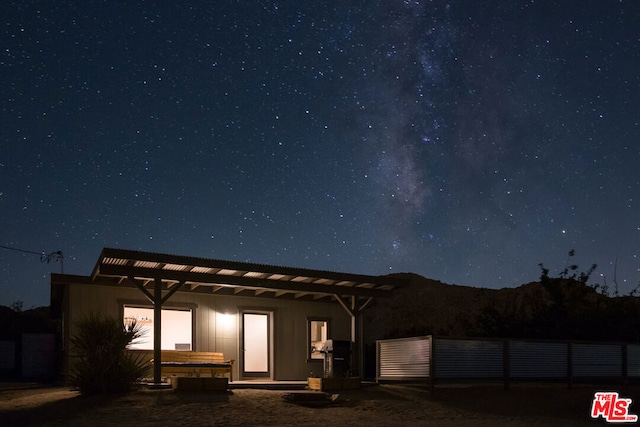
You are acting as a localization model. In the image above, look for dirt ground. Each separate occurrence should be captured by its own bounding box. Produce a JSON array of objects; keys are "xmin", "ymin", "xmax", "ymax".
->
[{"xmin": 0, "ymin": 381, "xmax": 636, "ymax": 426}]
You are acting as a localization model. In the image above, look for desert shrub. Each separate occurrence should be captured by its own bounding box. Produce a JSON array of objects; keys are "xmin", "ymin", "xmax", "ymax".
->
[{"xmin": 69, "ymin": 313, "xmax": 149, "ymax": 395}]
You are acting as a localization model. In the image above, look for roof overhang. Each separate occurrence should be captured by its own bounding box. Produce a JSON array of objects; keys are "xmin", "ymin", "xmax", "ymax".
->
[{"xmin": 80, "ymin": 247, "xmax": 402, "ymax": 302}]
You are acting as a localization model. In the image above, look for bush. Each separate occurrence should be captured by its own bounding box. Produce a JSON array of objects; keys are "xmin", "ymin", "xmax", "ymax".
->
[{"xmin": 69, "ymin": 313, "xmax": 149, "ymax": 395}]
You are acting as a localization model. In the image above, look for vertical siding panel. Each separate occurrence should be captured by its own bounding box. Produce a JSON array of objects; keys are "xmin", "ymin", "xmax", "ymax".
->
[
  {"xmin": 198, "ymin": 301, "xmax": 208, "ymax": 351},
  {"xmin": 213, "ymin": 303, "xmax": 237, "ymax": 380},
  {"xmin": 275, "ymin": 304, "xmax": 294, "ymax": 380}
]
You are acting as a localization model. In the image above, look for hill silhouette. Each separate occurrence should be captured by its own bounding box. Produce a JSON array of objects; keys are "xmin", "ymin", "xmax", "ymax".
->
[{"xmin": 364, "ymin": 272, "xmax": 640, "ymax": 344}]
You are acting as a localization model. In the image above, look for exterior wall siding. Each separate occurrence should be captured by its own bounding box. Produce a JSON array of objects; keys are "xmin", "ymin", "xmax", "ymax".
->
[{"xmin": 64, "ymin": 281, "xmax": 351, "ymax": 381}]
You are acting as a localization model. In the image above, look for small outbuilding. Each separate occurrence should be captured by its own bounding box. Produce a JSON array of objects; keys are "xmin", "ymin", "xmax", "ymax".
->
[{"xmin": 51, "ymin": 248, "xmax": 401, "ymax": 383}]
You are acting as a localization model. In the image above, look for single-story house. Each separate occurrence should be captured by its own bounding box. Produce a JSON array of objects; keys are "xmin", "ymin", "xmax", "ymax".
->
[{"xmin": 51, "ymin": 248, "xmax": 401, "ymax": 383}]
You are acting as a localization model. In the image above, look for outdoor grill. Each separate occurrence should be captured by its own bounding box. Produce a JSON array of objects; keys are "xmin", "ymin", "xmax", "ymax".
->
[{"xmin": 318, "ymin": 339, "xmax": 350, "ymax": 378}]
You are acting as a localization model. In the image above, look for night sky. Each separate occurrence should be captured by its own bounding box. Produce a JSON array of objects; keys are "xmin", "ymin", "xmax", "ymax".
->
[{"xmin": 2, "ymin": 1, "xmax": 639, "ymax": 308}]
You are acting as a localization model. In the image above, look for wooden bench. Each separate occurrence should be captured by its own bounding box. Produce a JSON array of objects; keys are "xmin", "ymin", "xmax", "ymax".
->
[{"xmin": 151, "ymin": 351, "xmax": 234, "ymax": 381}]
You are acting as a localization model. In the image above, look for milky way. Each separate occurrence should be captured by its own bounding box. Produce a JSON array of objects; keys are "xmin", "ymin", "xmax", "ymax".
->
[{"xmin": 1, "ymin": 1, "xmax": 639, "ymax": 307}]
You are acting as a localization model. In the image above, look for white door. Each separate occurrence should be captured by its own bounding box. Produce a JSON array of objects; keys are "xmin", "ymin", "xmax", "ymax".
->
[{"xmin": 242, "ymin": 312, "xmax": 270, "ymax": 378}]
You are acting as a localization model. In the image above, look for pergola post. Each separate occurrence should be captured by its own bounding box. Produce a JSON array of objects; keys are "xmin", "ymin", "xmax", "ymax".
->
[
  {"xmin": 153, "ymin": 278, "xmax": 162, "ymax": 384},
  {"xmin": 127, "ymin": 276, "xmax": 186, "ymax": 386},
  {"xmin": 351, "ymin": 300, "xmax": 361, "ymax": 377},
  {"xmin": 335, "ymin": 295, "xmax": 373, "ymax": 378}
]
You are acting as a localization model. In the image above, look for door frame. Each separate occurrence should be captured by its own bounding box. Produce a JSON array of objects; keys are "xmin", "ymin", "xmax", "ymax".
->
[{"xmin": 240, "ymin": 309, "xmax": 274, "ymax": 379}]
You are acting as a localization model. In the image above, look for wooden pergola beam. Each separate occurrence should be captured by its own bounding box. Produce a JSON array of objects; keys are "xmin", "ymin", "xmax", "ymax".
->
[{"xmin": 99, "ymin": 264, "xmax": 389, "ymax": 298}]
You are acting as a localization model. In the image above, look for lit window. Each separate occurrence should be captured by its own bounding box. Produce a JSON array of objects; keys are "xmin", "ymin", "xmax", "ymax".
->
[
  {"xmin": 308, "ymin": 319, "xmax": 329, "ymax": 360},
  {"xmin": 124, "ymin": 306, "xmax": 192, "ymax": 350}
]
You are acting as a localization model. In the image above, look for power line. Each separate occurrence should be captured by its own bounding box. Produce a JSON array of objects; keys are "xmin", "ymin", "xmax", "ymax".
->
[
  {"xmin": 0, "ymin": 244, "xmax": 64, "ymax": 273},
  {"xmin": 0, "ymin": 244, "xmax": 44, "ymax": 256}
]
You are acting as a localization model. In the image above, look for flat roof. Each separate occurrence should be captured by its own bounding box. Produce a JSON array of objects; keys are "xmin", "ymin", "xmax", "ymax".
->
[{"xmin": 53, "ymin": 247, "xmax": 403, "ymax": 302}]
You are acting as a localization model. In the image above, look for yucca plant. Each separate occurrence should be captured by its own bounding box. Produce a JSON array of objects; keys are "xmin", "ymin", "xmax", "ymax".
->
[{"xmin": 69, "ymin": 313, "xmax": 149, "ymax": 395}]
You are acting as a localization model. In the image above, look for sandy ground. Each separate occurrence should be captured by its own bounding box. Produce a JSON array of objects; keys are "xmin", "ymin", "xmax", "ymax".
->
[{"xmin": 1, "ymin": 381, "xmax": 636, "ymax": 426}]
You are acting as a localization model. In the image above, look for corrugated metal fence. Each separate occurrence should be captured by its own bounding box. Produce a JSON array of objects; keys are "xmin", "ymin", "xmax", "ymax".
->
[
  {"xmin": 377, "ymin": 336, "xmax": 430, "ymax": 381},
  {"xmin": 0, "ymin": 333, "xmax": 57, "ymax": 380},
  {"xmin": 377, "ymin": 336, "xmax": 640, "ymax": 388}
]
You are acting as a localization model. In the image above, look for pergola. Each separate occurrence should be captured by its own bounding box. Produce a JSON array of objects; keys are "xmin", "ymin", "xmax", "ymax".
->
[{"xmin": 85, "ymin": 248, "xmax": 402, "ymax": 383}]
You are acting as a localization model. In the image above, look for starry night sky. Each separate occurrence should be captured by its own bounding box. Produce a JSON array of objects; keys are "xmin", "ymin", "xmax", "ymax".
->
[{"xmin": 2, "ymin": 1, "xmax": 639, "ymax": 308}]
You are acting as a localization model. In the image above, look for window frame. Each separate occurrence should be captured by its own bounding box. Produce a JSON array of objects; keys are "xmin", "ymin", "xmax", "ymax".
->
[
  {"xmin": 119, "ymin": 300, "xmax": 197, "ymax": 351},
  {"xmin": 307, "ymin": 317, "xmax": 331, "ymax": 361}
]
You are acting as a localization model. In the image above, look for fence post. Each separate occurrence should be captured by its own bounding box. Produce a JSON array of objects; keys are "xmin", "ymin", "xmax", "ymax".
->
[
  {"xmin": 503, "ymin": 339, "xmax": 510, "ymax": 390},
  {"xmin": 375, "ymin": 341, "xmax": 380, "ymax": 382},
  {"xmin": 567, "ymin": 341, "xmax": 573, "ymax": 389},
  {"xmin": 622, "ymin": 343, "xmax": 628, "ymax": 385},
  {"xmin": 16, "ymin": 334, "xmax": 23, "ymax": 379},
  {"xmin": 429, "ymin": 336, "xmax": 436, "ymax": 394}
]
